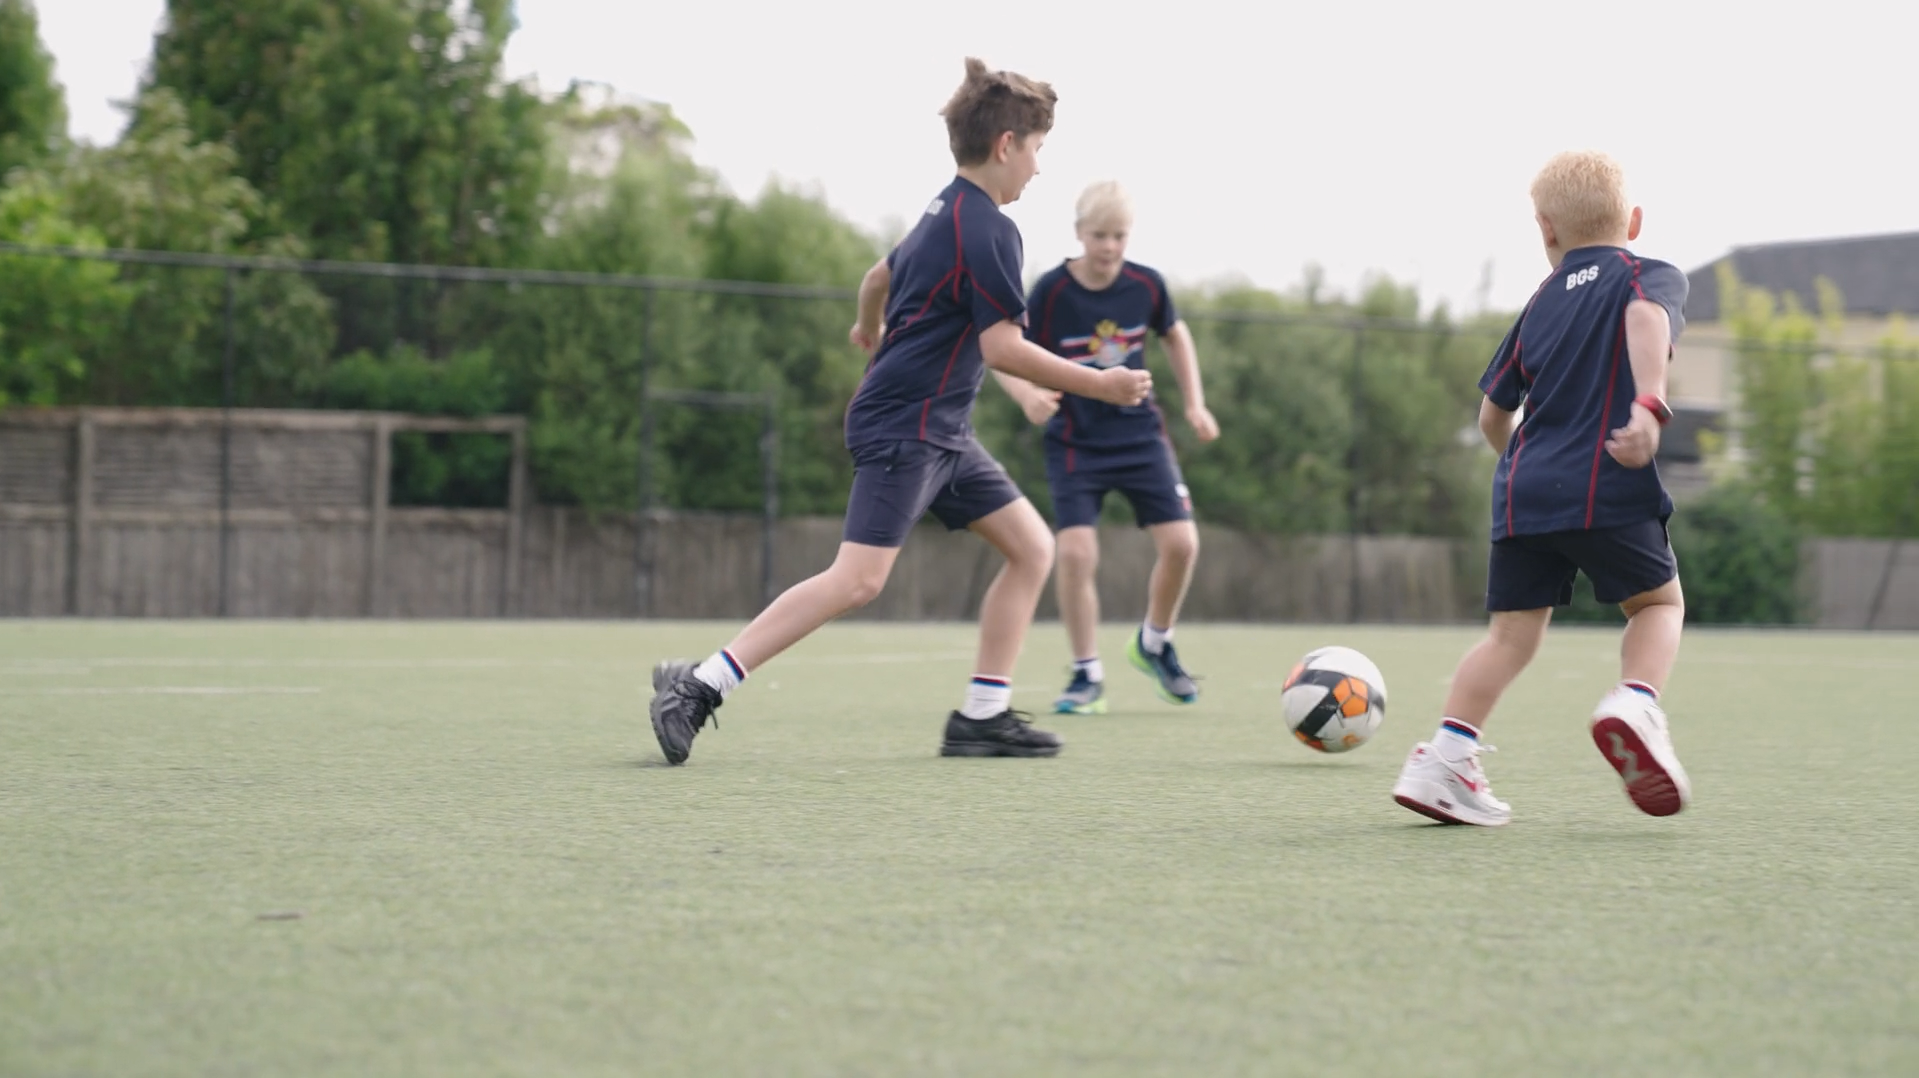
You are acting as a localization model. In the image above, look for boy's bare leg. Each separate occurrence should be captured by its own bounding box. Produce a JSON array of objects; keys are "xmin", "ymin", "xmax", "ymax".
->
[
  {"xmin": 937, "ymin": 499, "xmax": 1064, "ymax": 759},
  {"xmin": 1054, "ymin": 525, "xmax": 1101, "ymax": 663},
  {"xmin": 1592, "ymin": 577, "xmax": 1690, "ymax": 817},
  {"xmin": 1394, "ymin": 608, "xmax": 1550, "ymax": 826},
  {"xmin": 1441, "ymin": 608, "xmax": 1553, "ymax": 727},
  {"xmin": 1617, "ymin": 578, "xmax": 1684, "ymax": 693},
  {"xmin": 648, "ymin": 542, "xmax": 898, "ymax": 765},
  {"xmin": 968, "ymin": 499, "xmax": 1057, "ymax": 678},
  {"xmin": 722, "ymin": 543, "xmax": 900, "ymax": 671},
  {"xmin": 1143, "ymin": 520, "xmax": 1199, "ymax": 632}
]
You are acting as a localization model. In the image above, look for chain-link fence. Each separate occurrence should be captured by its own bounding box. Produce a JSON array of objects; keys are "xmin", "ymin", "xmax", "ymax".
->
[{"xmin": 3, "ymin": 242, "xmax": 1912, "ymax": 625}]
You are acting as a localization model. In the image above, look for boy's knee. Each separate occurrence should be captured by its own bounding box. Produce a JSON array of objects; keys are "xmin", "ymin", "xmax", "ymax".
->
[
  {"xmin": 843, "ymin": 573, "xmax": 886, "ymax": 609},
  {"xmin": 1012, "ymin": 526, "xmax": 1056, "ymax": 577},
  {"xmin": 1055, "ymin": 529, "xmax": 1097, "ymax": 575},
  {"xmin": 1157, "ymin": 524, "xmax": 1199, "ymax": 565},
  {"xmin": 827, "ymin": 550, "xmax": 895, "ymax": 609},
  {"xmin": 1488, "ymin": 609, "xmax": 1550, "ymax": 658}
]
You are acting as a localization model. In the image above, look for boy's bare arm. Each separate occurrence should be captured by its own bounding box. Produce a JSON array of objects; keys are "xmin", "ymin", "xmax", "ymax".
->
[
  {"xmin": 1162, "ymin": 321, "xmax": 1219, "ymax": 442},
  {"xmin": 981, "ymin": 321, "xmax": 1150, "ymax": 406},
  {"xmin": 1605, "ymin": 300, "xmax": 1673, "ymax": 468},
  {"xmin": 990, "ymin": 369, "xmax": 1062, "ymax": 424},
  {"xmin": 1478, "ymin": 397, "xmax": 1519, "ymax": 455}
]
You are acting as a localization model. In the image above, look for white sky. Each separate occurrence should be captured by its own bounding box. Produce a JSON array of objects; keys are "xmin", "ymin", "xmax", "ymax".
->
[{"xmin": 41, "ymin": 0, "xmax": 1919, "ymax": 312}]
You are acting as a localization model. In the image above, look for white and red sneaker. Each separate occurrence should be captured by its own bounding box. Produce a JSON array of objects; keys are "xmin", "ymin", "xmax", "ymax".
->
[
  {"xmin": 1392, "ymin": 741, "xmax": 1511, "ymax": 827},
  {"xmin": 1590, "ymin": 684, "xmax": 1690, "ymax": 817}
]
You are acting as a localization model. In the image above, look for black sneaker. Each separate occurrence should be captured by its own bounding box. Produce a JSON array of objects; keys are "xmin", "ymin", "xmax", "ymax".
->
[
  {"xmin": 939, "ymin": 710, "xmax": 1062, "ymax": 758},
  {"xmin": 649, "ymin": 660, "xmax": 721, "ymax": 765}
]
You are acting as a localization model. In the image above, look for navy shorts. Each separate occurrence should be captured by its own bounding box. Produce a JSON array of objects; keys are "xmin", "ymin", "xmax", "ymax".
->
[
  {"xmin": 842, "ymin": 438, "xmax": 1023, "ymax": 548},
  {"xmin": 1486, "ymin": 517, "xmax": 1678, "ymax": 612},
  {"xmin": 1044, "ymin": 441, "xmax": 1193, "ymax": 531}
]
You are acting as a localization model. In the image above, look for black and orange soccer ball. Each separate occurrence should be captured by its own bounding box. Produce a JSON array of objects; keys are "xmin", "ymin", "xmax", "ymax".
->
[{"xmin": 1280, "ymin": 646, "xmax": 1388, "ymax": 753}]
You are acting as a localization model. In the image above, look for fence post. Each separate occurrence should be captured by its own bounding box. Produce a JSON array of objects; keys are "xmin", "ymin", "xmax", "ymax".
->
[
  {"xmin": 69, "ymin": 410, "xmax": 95, "ymax": 616},
  {"xmin": 503, "ymin": 420, "xmax": 528, "ymax": 617},
  {"xmin": 635, "ymin": 287, "xmax": 657, "ymax": 619},
  {"xmin": 761, "ymin": 389, "xmax": 779, "ymax": 608},
  {"xmin": 1348, "ymin": 324, "xmax": 1366, "ymax": 623},
  {"xmin": 366, "ymin": 416, "xmax": 392, "ymax": 616},
  {"xmin": 218, "ymin": 268, "xmax": 237, "ymax": 617}
]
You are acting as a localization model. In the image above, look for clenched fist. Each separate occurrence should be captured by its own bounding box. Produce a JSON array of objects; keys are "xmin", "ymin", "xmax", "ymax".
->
[{"xmin": 1094, "ymin": 366, "xmax": 1152, "ymax": 407}]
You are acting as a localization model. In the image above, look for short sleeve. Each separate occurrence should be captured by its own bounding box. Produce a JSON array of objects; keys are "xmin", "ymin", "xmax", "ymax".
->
[
  {"xmin": 1477, "ymin": 316, "xmax": 1528, "ymax": 411},
  {"xmin": 1022, "ymin": 275, "xmax": 1047, "ymax": 344},
  {"xmin": 1634, "ymin": 262, "xmax": 1689, "ymax": 344},
  {"xmin": 964, "ymin": 216, "xmax": 1028, "ymax": 332},
  {"xmin": 1146, "ymin": 268, "xmax": 1178, "ymax": 335}
]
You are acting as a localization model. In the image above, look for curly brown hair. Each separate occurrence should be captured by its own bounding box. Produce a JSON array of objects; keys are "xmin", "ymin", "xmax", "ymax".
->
[{"xmin": 940, "ymin": 57, "xmax": 1057, "ymax": 167}]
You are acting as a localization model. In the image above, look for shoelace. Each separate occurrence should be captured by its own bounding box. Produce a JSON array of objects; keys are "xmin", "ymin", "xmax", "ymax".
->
[
  {"xmin": 685, "ymin": 680, "xmax": 721, "ymax": 730},
  {"xmin": 1158, "ymin": 644, "xmax": 1201, "ymax": 682}
]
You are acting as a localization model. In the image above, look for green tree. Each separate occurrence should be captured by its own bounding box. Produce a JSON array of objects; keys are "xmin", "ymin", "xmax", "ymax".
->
[
  {"xmin": 53, "ymin": 90, "xmax": 332, "ymax": 406},
  {"xmin": 1720, "ymin": 264, "xmax": 1825, "ymax": 518},
  {"xmin": 0, "ymin": 176, "xmax": 131, "ymax": 405},
  {"xmin": 149, "ymin": 0, "xmax": 548, "ymax": 268},
  {"xmin": 1719, "ymin": 269, "xmax": 1919, "ymax": 538},
  {"xmin": 0, "ymin": 0, "xmax": 64, "ymax": 177}
]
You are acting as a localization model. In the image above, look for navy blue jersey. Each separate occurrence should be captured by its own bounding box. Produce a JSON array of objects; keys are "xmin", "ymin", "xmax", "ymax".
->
[
  {"xmin": 1025, "ymin": 260, "xmax": 1178, "ymax": 453},
  {"xmin": 1480, "ymin": 246, "xmax": 1689, "ymax": 540},
  {"xmin": 845, "ymin": 177, "xmax": 1028, "ymax": 451}
]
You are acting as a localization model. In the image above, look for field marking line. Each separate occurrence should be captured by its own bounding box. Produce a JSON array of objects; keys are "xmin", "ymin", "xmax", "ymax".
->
[
  {"xmin": 0, "ymin": 686, "xmax": 322, "ymax": 696},
  {"xmin": 0, "ymin": 650, "xmax": 982, "ymax": 671}
]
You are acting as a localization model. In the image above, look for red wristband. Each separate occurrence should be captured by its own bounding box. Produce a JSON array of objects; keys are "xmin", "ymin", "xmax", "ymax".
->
[{"xmin": 1634, "ymin": 394, "xmax": 1673, "ymax": 426}]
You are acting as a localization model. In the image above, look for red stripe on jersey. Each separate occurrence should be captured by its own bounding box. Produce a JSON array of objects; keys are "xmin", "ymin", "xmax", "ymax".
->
[
  {"xmin": 1039, "ymin": 274, "xmax": 1071, "ymax": 348},
  {"xmin": 950, "ymin": 193, "xmax": 965, "ymax": 302},
  {"xmin": 1585, "ymin": 255, "xmax": 1644, "ymax": 527},
  {"xmin": 1587, "ymin": 321, "xmax": 1628, "ymax": 528},
  {"xmin": 1120, "ymin": 266, "xmax": 1162, "ymax": 308},
  {"xmin": 1505, "ymin": 425, "xmax": 1526, "ymax": 538},
  {"xmin": 919, "ymin": 325, "xmax": 974, "ymax": 440},
  {"xmin": 885, "ymin": 267, "xmax": 958, "ymax": 345}
]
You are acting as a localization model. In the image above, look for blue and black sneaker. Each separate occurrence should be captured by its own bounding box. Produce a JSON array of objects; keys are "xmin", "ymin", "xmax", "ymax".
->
[
  {"xmin": 1126, "ymin": 631, "xmax": 1200, "ymax": 705},
  {"xmin": 1053, "ymin": 668, "xmax": 1108, "ymax": 714}
]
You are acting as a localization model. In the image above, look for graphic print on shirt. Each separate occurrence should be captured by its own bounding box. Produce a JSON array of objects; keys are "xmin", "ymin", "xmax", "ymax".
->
[{"xmin": 1058, "ymin": 318, "xmax": 1149, "ymax": 370}]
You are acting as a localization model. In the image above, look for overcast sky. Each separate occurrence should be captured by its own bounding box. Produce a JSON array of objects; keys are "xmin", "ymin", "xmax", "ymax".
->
[{"xmin": 41, "ymin": 0, "xmax": 1919, "ymax": 312}]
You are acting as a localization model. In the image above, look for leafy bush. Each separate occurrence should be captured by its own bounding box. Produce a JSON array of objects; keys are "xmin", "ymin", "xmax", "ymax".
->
[{"xmin": 1553, "ymin": 483, "xmax": 1801, "ymax": 625}]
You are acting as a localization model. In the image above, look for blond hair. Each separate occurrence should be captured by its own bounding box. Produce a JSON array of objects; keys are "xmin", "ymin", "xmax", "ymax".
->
[
  {"xmin": 1530, "ymin": 151, "xmax": 1631, "ymax": 246},
  {"xmin": 940, "ymin": 58, "xmax": 1057, "ymax": 167},
  {"xmin": 1075, "ymin": 181, "xmax": 1133, "ymax": 228}
]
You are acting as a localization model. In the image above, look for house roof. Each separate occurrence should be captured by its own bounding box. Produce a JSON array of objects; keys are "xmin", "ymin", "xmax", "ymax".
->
[{"xmin": 1685, "ymin": 231, "xmax": 1919, "ymax": 322}]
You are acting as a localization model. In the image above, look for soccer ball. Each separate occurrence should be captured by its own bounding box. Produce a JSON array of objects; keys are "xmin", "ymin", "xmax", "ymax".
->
[{"xmin": 1281, "ymin": 646, "xmax": 1387, "ymax": 753}]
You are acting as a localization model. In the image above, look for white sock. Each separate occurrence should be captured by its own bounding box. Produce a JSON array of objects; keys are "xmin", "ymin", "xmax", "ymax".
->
[
  {"xmin": 1433, "ymin": 717, "xmax": 1480, "ymax": 761},
  {"xmin": 1074, "ymin": 657, "xmax": 1105, "ymax": 683},
  {"xmin": 1140, "ymin": 622, "xmax": 1171, "ymax": 655},
  {"xmin": 693, "ymin": 649, "xmax": 746, "ymax": 699},
  {"xmin": 960, "ymin": 675, "xmax": 1011, "ymax": 720}
]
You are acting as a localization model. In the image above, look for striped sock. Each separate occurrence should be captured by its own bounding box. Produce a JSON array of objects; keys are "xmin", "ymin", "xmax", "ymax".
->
[
  {"xmin": 1434, "ymin": 717, "xmax": 1480, "ymax": 760},
  {"xmin": 960, "ymin": 674, "xmax": 1012, "ymax": 720},
  {"xmin": 693, "ymin": 648, "xmax": 746, "ymax": 698},
  {"xmin": 1622, "ymin": 680, "xmax": 1659, "ymax": 700}
]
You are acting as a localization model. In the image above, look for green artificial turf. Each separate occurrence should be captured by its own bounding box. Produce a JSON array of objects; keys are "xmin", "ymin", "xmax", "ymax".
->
[{"xmin": 2, "ymin": 620, "xmax": 1914, "ymax": 1076}]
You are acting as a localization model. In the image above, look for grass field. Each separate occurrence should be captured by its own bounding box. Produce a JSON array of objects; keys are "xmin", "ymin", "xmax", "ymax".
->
[{"xmin": 3, "ymin": 619, "xmax": 1916, "ymax": 1077}]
